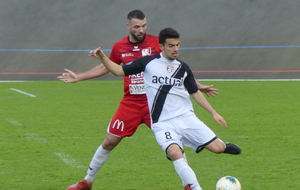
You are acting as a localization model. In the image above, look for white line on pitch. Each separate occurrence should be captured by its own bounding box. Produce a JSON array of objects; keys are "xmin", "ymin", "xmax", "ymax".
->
[
  {"xmin": 47, "ymin": 137, "xmax": 92, "ymax": 139},
  {"xmin": 5, "ymin": 118, "xmax": 22, "ymax": 126},
  {"xmin": 54, "ymin": 152, "xmax": 85, "ymax": 168},
  {"xmin": 25, "ymin": 133, "xmax": 48, "ymax": 143},
  {"xmin": 0, "ymin": 81, "xmax": 26, "ymax": 82},
  {"xmin": 10, "ymin": 88, "xmax": 36, "ymax": 97}
]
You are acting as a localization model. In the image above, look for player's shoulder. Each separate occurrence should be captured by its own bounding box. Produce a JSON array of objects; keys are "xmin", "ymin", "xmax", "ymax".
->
[
  {"xmin": 113, "ymin": 36, "xmax": 129, "ymax": 46},
  {"xmin": 145, "ymin": 53, "xmax": 161, "ymax": 60},
  {"xmin": 145, "ymin": 33, "xmax": 159, "ymax": 41},
  {"xmin": 136, "ymin": 53, "xmax": 160, "ymax": 63},
  {"xmin": 146, "ymin": 33, "xmax": 158, "ymax": 38},
  {"xmin": 176, "ymin": 58, "xmax": 192, "ymax": 69},
  {"xmin": 176, "ymin": 58, "xmax": 188, "ymax": 65}
]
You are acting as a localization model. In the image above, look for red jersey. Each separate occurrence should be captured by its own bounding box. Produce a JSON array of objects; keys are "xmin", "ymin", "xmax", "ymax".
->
[{"xmin": 109, "ymin": 33, "xmax": 161, "ymax": 101}]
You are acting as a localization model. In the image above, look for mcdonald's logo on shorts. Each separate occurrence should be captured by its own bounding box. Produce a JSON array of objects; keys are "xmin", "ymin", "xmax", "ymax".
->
[{"xmin": 112, "ymin": 120, "xmax": 124, "ymax": 131}]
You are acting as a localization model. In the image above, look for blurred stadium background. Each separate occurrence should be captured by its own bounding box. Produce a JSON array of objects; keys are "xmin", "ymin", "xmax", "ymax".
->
[{"xmin": 1, "ymin": 0, "xmax": 299, "ymax": 81}]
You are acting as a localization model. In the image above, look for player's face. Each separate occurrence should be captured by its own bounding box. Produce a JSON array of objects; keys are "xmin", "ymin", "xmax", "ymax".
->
[
  {"xmin": 127, "ymin": 18, "xmax": 147, "ymax": 43},
  {"xmin": 160, "ymin": 38, "xmax": 180, "ymax": 60}
]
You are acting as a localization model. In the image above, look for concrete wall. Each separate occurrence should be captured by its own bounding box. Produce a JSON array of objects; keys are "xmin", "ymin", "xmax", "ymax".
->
[{"xmin": 1, "ymin": 0, "xmax": 300, "ymax": 81}]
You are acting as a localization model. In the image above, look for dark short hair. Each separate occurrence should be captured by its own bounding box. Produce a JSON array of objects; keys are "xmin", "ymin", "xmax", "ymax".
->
[
  {"xmin": 127, "ymin": 9, "xmax": 145, "ymax": 21},
  {"xmin": 159, "ymin": 28, "xmax": 180, "ymax": 45}
]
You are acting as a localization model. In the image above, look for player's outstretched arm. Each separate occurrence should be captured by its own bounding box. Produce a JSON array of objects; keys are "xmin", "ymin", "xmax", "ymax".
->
[
  {"xmin": 57, "ymin": 68, "xmax": 78, "ymax": 83},
  {"xmin": 91, "ymin": 47, "xmax": 125, "ymax": 76},
  {"xmin": 195, "ymin": 79, "xmax": 219, "ymax": 97},
  {"xmin": 191, "ymin": 91, "xmax": 227, "ymax": 129},
  {"xmin": 57, "ymin": 63, "xmax": 110, "ymax": 83}
]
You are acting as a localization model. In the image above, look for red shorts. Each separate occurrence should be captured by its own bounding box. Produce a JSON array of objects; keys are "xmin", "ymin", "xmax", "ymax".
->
[{"xmin": 107, "ymin": 99, "xmax": 151, "ymax": 137}]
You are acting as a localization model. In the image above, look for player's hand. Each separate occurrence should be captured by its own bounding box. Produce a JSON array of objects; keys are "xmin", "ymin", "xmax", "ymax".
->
[
  {"xmin": 213, "ymin": 113, "xmax": 228, "ymax": 129},
  {"xmin": 89, "ymin": 47, "xmax": 106, "ymax": 59},
  {"xmin": 198, "ymin": 84, "xmax": 219, "ymax": 97},
  {"xmin": 57, "ymin": 68, "xmax": 78, "ymax": 83}
]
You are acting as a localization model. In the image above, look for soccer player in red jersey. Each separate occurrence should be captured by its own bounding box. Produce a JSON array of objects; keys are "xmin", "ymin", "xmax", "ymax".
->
[
  {"xmin": 91, "ymin": 27, "xmax": 241, "ymax": 190},
  {"xmin": 58, "ymin": 10, "xmax": 218, "ymax": 190}
]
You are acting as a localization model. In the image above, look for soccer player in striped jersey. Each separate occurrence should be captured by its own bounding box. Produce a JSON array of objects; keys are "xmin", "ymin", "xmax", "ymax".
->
[
  {"xmin": 90, "ymin": 27, "xmax": 241, "ymax": 190},
  {"xmin": 59, "ymin": 10, "xmax": 219, "ymax": 190}
]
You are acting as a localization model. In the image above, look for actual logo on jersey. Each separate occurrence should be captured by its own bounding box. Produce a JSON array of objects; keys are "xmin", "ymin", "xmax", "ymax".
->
[
  {"xmin": 142, "ymin": 48, "xmax": 151, "ymax": 56},
  {"xmin": 112, "ymin": 120, "xmax": 124, "ymax": 131},
  {"xmin": 167, "ymin": 66, "xmax": 174, "ymax": 73},
  {"xmin": 152, "ymin": 76, "xmax": 184, "ymax": 86}
]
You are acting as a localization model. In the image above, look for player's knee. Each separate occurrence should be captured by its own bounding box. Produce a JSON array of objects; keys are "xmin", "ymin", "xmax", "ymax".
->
[
  {"xmin": 102, "ymin": 135, "xmax": 123, "ymax": 150},
  {"xmin": 212, "ymin": 138, "xmax": 226, "ymax": 153},
  {"xmin": 166, "ymin": 144, "xmax": 183, "ymax": 161},
  {"xmin": 203, "ymin": 139, "xmax": 226, "ymax": 154},
  {"xmin": 212, "ymin": 141, "xmax": 226, "ymax": 153},
  {"xmin": 214, "ymin": 145, "xmax": 226, "ymax": 153}
]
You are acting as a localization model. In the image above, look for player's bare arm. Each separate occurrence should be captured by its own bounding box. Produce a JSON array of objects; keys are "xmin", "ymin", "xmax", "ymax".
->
[
  {"xmin": 195, "ymin": 79, "xmax": 219, "ymax": 97},
  {"xmin": 57, "ymin": 68, "xmax": 78, "ymax": 83},
  {"xmin": 91, "ymin": 47, "xmax": 125, "ymax": 76},
  {"xmin": 58, "ymin": 63, "xmax": 110, "ymax": 83},
  {"xmin": 191, "ymin": 91, "xmax": 227, "ymax": 128}
]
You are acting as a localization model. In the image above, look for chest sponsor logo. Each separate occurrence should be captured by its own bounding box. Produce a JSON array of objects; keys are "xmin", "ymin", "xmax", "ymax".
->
[
  {"xmin": 129, "ymin": 84, "xmax": 146, "ymax": 94},
  {"xmin": 128, "ymin": 72, "xmax": 144, "ymax": 80},
  {"xmin": 142, "ymin": 48, "xmax": 151, "ymax": 56},
  {"xmin": 152, "ymin": 76, "xmax": 184, "ymax": 86},
  {"xmin": 129, "ymin": 72, "xmax": 144, "ymax": 84},
  {"xmin": 129, "ymin": 72, "xmax": 143, "ymax": 78},
  {"xmin": 122, "ymin": 53, "xmax": 134, "ymax": 58},
  {"xmin": 130, "ymin": 78, "xmax": 144, "ymax": 84}
]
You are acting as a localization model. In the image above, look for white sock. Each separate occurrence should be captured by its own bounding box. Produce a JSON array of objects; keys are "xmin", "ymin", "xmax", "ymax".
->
[
  {"xmin": 183, "ymin": 152, "xmax": 188, "ymax": 163},
  {"xmin": 173, "ymin": 158, "xmax": 202, "ymax": 190},
  {"xmin": 84, "ymin": 144, "xmax": 110, "ymax": 184},
  {"xmin": 182, "ymin": 153, "xmax": 188, "ymax": 186}
]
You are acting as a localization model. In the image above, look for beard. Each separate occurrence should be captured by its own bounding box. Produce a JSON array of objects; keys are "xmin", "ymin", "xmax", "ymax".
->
[{"xmin": 130, "ymin": 32, "xmax": 146, "ymax": 42}]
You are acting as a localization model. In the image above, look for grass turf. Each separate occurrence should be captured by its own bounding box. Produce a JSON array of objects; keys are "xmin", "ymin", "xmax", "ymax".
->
[{"xmin": 0, "ymin": 80, "xmax": 299, "ymax": 189}]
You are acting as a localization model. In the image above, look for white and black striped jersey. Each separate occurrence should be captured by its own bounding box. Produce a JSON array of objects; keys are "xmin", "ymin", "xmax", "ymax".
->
[{"xmin": 122, "ymin": 53, "xmax": 199, "ymax": 124}]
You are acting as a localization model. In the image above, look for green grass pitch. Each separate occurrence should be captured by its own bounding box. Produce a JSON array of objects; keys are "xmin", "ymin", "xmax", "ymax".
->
[{"xmin": 1, "ymin": 80, "xmax": 299, "ymax": 189}]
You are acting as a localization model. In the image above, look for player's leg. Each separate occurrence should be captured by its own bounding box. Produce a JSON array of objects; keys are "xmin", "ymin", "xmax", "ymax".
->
[
  {"xmin": 205, "ymin": 138, "xmax": 241, "ymax": 154},
  {"xmin": 85, "ymin": 101, "xmax": 143, "ymax": 181},
  {"xmin": 182, "ymin": 113, "xmax": 241, "ymax": 155},
  {"xmin": 67, "ymin": 101, "xmax": 143, "ymax": 190},
  {"xmin": 181, "ymin": 151, "xmax": 189, "ymax": 187},
  {"xmin": 102, "ymin": 133, "xmax": 123, "ymax": 150},
  {"xmin": 167, "ymin": 144, "xmax": 202, "ymax": 190},
  {"xmin": 84, "ymin": 133, "xmax": 122, "ymax": 184},
  {"xmin": 204, "ymin": 138, "xmax": 225, "ymax": 153},
  {"xmin": 141, "ymin": 101, "xmax": 190, "ymax": 169},
  {"xmin": 152, "ymin": 121, "xmax": 203, "ymax": 190},
  {"xmin": 141, "ymin": 104, "xmax": 190, "ymax": 188},
  {"xmin": 67, "ymin": 128, "xmax": 123, "ymax": 189}
]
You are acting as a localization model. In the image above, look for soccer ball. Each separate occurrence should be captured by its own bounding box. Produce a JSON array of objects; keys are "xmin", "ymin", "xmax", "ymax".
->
[{"xmin": 216, "ymin": 176, "xmax": 241, "ymax": 190}]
